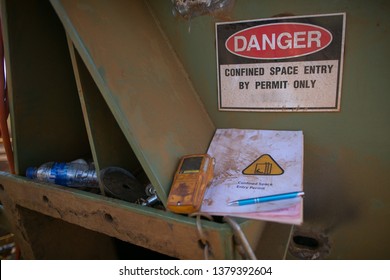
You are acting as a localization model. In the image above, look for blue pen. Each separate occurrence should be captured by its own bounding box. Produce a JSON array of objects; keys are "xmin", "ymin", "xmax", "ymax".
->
[{"xmin": 228, "ymin": 191, "xmax": 304, "ymax": 206}]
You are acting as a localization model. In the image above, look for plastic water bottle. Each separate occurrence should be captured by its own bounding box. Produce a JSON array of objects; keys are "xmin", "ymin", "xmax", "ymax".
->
[{"xmin": 26, "ymin": 159, "xmax": 99, "ymax": 188}]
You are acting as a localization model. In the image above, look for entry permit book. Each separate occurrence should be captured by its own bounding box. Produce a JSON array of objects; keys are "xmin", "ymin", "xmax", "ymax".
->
[{"xmin": 200, "ymin": 129, "xmax": 304, "ymax": 225}]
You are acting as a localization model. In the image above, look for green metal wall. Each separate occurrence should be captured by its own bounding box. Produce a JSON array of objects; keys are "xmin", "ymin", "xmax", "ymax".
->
[{"xmin": 148, "ymin": 0, "xmax": 390, "ymax": 259}]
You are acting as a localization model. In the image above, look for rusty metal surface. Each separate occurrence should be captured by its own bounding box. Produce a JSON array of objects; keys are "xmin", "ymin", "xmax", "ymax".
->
[
  {"xmin": 50, "ymin": 0, "xmax": 216, "ymax": 205},
  {"xmin": 0, "ymin": 172, "xmax": 245, "ymax": 259}
]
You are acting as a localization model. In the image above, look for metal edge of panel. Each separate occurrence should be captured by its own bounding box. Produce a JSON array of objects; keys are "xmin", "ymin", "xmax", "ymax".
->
[{"xmin": 65, "ymin": 35, "xmax": 106, "ymax": 196}]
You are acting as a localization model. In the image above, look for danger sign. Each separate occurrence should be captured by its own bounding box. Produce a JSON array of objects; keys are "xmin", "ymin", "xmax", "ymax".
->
[{"xmin": 216, "ymin": 13, "xmax": 346, "ymax": 112}]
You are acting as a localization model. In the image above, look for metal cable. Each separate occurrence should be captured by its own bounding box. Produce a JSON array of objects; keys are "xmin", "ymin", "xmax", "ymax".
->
[{"xmin": 223, "ymin": 216, "xmax": 257, "ymax": 260}]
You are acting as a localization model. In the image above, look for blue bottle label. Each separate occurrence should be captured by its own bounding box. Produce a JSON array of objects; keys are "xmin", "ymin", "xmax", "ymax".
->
[{"xmin": 52, "ymin": 162, "xmax": 68, "ymax": 186}]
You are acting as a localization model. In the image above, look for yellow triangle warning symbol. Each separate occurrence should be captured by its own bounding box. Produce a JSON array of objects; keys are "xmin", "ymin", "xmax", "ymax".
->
[{"xmin": 242, "ymin": 154, "xmax": 284, "ymax": 175}]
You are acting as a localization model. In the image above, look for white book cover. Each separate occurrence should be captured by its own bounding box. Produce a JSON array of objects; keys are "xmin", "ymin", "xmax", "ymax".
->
[{"xmin": 200, "ymin": 129, "xmax": 304, "ymax": 225}]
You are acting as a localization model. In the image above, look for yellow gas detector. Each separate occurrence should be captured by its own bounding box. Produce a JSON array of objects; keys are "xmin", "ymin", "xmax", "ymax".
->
[{"xmin": 167, "ymin": 154, "xmax": 214, "ymax": 214}]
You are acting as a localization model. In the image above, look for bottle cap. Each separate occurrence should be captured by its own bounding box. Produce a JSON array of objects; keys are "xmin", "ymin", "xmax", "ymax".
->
[{"xmin": 26, "ymin": 167, "xmax": 38, "ymax": 179}]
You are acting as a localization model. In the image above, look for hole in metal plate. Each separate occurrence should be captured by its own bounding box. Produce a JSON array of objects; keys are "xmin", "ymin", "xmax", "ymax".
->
[{"xmin": 289, "ymin": 228, "xmax": 331, "ymax": 259}]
